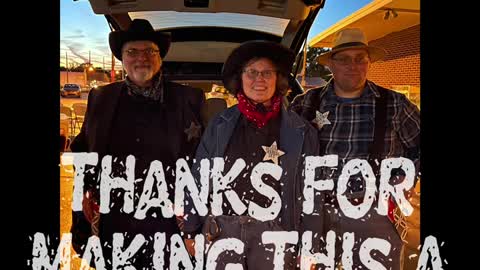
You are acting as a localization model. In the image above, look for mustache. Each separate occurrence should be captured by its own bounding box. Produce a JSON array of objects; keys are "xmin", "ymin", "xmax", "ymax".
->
[{"xmin": 134, "ymin": 65, "xmax": 152, "ymax": 68}]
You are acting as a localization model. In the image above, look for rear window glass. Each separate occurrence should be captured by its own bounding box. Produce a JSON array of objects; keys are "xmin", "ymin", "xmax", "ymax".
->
[
  {"xmin": 64, "ymin": 84, "xmax": 80, "ymax": 90},
  {"xmin": 130, "ymin": 11, "xmax": 290, "ymax": 36}
]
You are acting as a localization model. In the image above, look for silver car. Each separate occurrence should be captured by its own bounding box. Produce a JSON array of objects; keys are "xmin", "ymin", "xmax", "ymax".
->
[{"xmin": 61, "ymin": 83, "xmax": 82, "ymax": 98}]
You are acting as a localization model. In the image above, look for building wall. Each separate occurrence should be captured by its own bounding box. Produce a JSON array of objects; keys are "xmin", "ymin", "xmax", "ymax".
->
[
  {"xmin": 368, "ymin": 24, "xmax": 420, "ymax": 107},
  {"xmin": 60, "ymin": 71, "xmax": 110, "ymax": 88},
  {"xmin": 368, "ymin": 24, "xmax": 420, "ymax": 89},
  {"xmin": 60, "ymin": 71, "xmax": 85, "ymax": 87},
  {"xmin": 88, "ymin": 72, "xmax": 110, "ymax": 83}
]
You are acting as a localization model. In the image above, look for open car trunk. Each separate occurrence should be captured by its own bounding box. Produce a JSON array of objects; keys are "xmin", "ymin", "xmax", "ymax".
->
[{"xmin": 85, "ymin": 0, "xmax": 325, "ymax": 100}]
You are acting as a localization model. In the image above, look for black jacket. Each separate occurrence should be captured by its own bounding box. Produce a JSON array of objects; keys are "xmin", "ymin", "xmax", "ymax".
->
[
  {"xmin": 71, "ymin": 80, "xmax": 205, "ymax": 156},
  {"xmin": 69, "ymin": 79, "xmax": 205, "ymax": 260}
]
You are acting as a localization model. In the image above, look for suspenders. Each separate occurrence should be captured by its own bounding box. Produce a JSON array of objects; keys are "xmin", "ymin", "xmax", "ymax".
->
[
  {"xmin": 369, "ymin": 88, "xmax": 388, "ymax": 175},
  {"xmin": 311, "ymin": 86, "xmax": 389, "ymax": 199},
  {"xmin": 310, "ymin": 85, "xmax": 389, "ymax": 166}
]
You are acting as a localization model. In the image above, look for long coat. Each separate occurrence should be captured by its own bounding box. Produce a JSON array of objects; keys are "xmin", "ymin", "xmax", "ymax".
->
[
  {"xmin": 70, "ymin": 80, "xmax": 205, "ymax": 156},
  {"xmin": 69, "ymin": 80, "xmax": 205, "ymax": 261},
  {"xmin": 183, "ymin": 105, "xmax": 321, "ymax": 235}
]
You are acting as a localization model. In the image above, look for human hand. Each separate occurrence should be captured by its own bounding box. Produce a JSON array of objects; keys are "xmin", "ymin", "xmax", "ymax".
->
[
  {"xmin": 176, "ymin": 215, "xmax": 185, "ymax": 231},
  {"xmin": 184, "ymin": 238, "xmax": 196, "ymax": 257},
  {"xmin": 82, "ymin": 190, "xmax": 99, "ymax": 224}
]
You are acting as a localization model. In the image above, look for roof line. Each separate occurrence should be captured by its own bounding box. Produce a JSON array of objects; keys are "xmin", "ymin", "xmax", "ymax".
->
[{"xmin": 308, "ymin": 0, "xmax": 392, "ymax": 47}]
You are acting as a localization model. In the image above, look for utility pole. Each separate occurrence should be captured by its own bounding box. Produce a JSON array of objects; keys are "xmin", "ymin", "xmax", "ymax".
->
[
  {"xmin": 84, "ymin": 63, "xmax": 87, "ymax": 88},
  {"xmin": 301, "ymin": 39, "xmax": 307, "ymax": 87},
  {"xmin": 103, "ymin": 56, "xmax": 106, "ymax": 82},
  {"xmin": 66, "ymin": 51, "xmax": 69, "ymax": 84},
  {"xmin": 111, "ymin": 53, "xmax": 115, "ymax": 82},
  {"xmin": 88, "ymin": 51, "xmax": 92, "ymax": 87}
]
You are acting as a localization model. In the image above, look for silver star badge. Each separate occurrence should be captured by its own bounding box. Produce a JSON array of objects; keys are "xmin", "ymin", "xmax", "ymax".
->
[
  {"xmin": 184, "ymin": 121, "xmax": 201, "ymax": 141},
  {"xmin": 261, "ymin": 141, "xmax": 285, "ymax": 165},
  {"xmin": 312, "ymin": 111, "xmax": 331, "ymax": 129}
]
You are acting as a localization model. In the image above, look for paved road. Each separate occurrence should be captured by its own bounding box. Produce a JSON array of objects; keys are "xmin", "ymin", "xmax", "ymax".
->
[
  {"xmin": 60, "ymin": 163, "xmax": 94, "ymax": 269},
  {"xmin": 60, "ymin": 93, "xmax": 88, "ymax": 138},
  {"xmin": 60, "ymin": 92, "xmax": 88, "ymax": 108}
]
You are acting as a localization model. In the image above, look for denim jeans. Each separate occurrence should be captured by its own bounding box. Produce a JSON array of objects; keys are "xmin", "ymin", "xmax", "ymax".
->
[{"xmin": 203, "ymin": 215, "xmax": 298, "ymax": 270}]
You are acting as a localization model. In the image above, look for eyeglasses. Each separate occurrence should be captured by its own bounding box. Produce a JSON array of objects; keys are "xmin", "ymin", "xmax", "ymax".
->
[
  {"xmin": 123, "ymin": 48, "xmax": 160, "ymax": 58},
  {"xmin": 243, "ymin": 69, "xmax": 277, "ymax": 80},
  {"xmin": 331, "ymin": 55, "xmax": 369, "ymax": 66}
]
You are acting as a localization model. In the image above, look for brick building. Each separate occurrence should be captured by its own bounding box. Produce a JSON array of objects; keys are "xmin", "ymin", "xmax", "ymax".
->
[
  {"xmin": 60, "ymin": 71, "xmax": 110, "ymax": 89},
  {"xmin": 309, "ymin": 0, "xmax": 420, "ymax": 108},
  {"xmin": 369, "ymin": 24, "xmax": 420, "ymax": 106},
  {"xmin": 60, "ymin": 71, "xmax": 85, "ymax": 88}
]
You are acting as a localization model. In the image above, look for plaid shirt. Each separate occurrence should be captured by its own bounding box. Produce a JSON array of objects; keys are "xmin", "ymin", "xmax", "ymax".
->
[{"xmin": 290, "ymin": 80, "xmax": 420, "ymax": 168}]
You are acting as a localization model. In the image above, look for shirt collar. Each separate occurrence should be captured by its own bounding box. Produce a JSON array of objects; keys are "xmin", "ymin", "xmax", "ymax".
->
[
  {"xmin": 324, "ymin": 79, "xmax": 379, "ymax": 99},
  {"xmin": 125, "ymin": 71, "xmax": 164, "ymax": 103}
]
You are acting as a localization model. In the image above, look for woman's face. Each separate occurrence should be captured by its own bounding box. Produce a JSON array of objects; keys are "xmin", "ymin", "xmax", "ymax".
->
[{"xmin": 241, "ymin": 58, "xmax": 277, "ymax": 106}]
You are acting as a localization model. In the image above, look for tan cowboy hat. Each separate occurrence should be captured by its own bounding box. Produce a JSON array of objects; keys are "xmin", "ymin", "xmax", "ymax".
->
[{"xmin": 317, "ymin": 28, "xmax": 386, "ymax": 65}]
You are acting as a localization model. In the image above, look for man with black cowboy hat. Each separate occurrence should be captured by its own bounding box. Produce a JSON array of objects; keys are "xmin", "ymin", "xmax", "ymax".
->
[
  {"xmin": 182, "ymin": 40, "xmax": 320, "ymax": 269},
  {"xmin": 290, "ymin": 28, "xmax": 420, "ymax": 269},
  {"xmin": 69, "ymin": 19, "xmax": 205, "ymax": 268}
]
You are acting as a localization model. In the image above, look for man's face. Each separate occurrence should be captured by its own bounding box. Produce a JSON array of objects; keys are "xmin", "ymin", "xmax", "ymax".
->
[
  {"xmin": 241, "ymin": 58, "xmax": 277, "ymax": 106},
  {"xmin": 122, "ymin": 40, "xmax": 162, "ymax": 87},
  {"xmin": 327, "ymin": 48, "xmax": 370, "ymax": 95}
]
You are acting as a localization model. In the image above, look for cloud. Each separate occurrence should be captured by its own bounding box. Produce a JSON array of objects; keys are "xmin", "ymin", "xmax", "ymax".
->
[
  {"xmin": 95, "ymin": 38, "xmax": 107, "ymax": 44},
  {"xmin": 94, "ymin": 40, "xmax": 110, "ymax": 54},
  {"xmin": 60, "ymin": 33, "xmax": 114, "ymax": 67},
  {"xmin": 95, "ymin": 45, "xmax": 110, "ymax": 53},
  {"xmin": 65, "ymin": 42, "xmax": 88, "ymax": 63},
  {"xmin": 65, "ymin": 34, "xmax": 85, "ymax": 39}
]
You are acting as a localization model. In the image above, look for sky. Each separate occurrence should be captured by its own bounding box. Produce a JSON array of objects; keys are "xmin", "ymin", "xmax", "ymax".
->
[{"xmin": 60, "ymin": 0, "xmax": 372, "ymax": 69}]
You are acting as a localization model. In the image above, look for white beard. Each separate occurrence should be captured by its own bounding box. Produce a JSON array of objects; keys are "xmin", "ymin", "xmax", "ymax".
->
[{"xmin": 132, "ymin": 69, "xmax": 154, "ymax": 82}]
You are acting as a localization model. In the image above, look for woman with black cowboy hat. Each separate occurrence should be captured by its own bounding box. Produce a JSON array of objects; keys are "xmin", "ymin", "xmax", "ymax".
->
[
  {"xmin": 69, "ymin": 19, "xmax": 205, "ymax": 269},
  {"xmin": 182, "ymin": 40, "xmax": 321, "ymax": 269}
]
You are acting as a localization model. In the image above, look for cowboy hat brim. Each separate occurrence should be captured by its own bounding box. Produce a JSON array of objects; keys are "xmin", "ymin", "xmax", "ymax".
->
[
  {"xmin": 222, "ymin": 40, "xmax": 295, "ymax": 94},
  {"xmin": 109, "ymin": 31, "xmax": 171, "ymax": 61},
  {"xmin": 317, "ymin": 44, "xmax": 386, "ymax": 65}
]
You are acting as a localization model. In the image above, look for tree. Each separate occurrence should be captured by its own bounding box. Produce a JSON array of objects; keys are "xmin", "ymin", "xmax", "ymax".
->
[
  {"xmin": 306, "ymin": 46, "xmax": 332, "ymax": 80},
  {"xmin": 70, "ymin": 64, "xmax": 85, "ymax": 72}
]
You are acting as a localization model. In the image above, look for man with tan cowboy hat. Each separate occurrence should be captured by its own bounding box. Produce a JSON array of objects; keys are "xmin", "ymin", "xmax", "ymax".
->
[
  {"xmin": 69, "ymin": 18, "xmax": 205, "ymax": 269},
  {"xmin": 291, "ymin": 28, "xmax": 420, "ymax": 269}
]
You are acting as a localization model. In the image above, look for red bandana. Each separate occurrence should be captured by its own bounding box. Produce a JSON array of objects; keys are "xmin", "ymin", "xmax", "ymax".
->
[
  {"xmin": 387, "ymin": 196, "xmax": 396, "ymax": 223},
  {"xmin": 237, "ymin": 92, "xmax": 282, "ymax": 128}
]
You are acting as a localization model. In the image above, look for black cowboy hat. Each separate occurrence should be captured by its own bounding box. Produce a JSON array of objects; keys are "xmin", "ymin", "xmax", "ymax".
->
[
  {"xmin": 109, "ymin": 19, "xmax": 171, "ymax": 61},
  {"xmin": 222, "ymin": 40, "xmax": 295, "ymax": 94}
]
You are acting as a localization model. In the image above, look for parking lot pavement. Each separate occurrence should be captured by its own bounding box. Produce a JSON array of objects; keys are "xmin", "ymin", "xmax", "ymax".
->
[
  {"xmin": 60, "ymin": 93, "xmax": 88, "ymax": 108},
  {"xmin": 60, "ymin": 161, "xmax": 95, "ymax": 269},
  {"xmin": 60, "ymin": 94, "xmax": 88, "ymax": 139}
]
